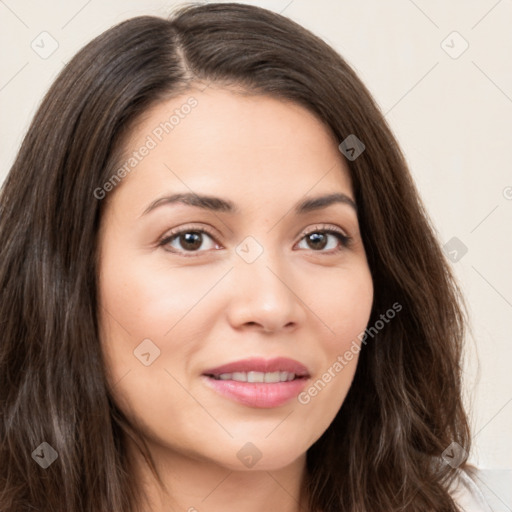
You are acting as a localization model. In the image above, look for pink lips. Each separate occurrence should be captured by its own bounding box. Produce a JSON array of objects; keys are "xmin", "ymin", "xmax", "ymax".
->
[
  {"xmin": 201, "ymin": 357, "xmax": 311, "ymax": 408},
  {"xmin": 202, "ymin": 356, "xmax": 310, "ymax": 377}
]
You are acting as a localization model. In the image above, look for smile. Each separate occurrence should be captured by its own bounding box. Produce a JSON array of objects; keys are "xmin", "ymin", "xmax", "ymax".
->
[{"xmin": 208, "ymin": 371, "xmax": 299, "ymax": 383}]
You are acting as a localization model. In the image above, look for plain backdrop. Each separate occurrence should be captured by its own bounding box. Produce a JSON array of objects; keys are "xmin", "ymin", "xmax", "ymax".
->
[{"xmin": 1, "ymin": 0, "xmax": 510, "ymax": 501}]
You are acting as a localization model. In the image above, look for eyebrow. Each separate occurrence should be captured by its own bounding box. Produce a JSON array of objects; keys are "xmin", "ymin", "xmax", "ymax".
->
[{"xmin": 141, "ymin": 191, "xmax": 357, "ymax": 216}]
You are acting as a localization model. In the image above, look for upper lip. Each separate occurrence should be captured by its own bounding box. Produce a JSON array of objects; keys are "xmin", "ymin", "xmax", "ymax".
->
[{"xmin": 202, "ymin": 357, "xmax": 310, "ymax": 377}]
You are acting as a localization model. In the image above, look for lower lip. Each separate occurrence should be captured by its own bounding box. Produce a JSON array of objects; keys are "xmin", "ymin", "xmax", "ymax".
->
[{"xmin": 201, "ymin": 375, "xmax": 309, "ymax": 408}]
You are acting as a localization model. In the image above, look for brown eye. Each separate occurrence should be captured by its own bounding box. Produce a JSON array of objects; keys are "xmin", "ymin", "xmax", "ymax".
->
[
  {"xmin": 306, "ymin": 232, "xmax": 329, "ymax": 250},
  {"xmin": 297, "ymin": 228, "xmax": 350, "ymax": 253},
  {"xmin": 160, "ymin": 228, "xmax": 220, "ymax": 255},
  {"xmin": 177, "ymin": 232, "xmax": 203, "ymax": 251}
]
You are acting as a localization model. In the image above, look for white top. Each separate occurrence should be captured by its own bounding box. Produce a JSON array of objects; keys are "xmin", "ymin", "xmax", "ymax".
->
[{"xmin": 448, "ymin": 468, "xmax": 497, "ymax": 511}]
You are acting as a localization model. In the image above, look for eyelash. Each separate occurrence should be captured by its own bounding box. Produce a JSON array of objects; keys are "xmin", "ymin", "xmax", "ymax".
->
[{"xmin": 158, "ymin": 224, "xmax": 352, "ymax": 257}]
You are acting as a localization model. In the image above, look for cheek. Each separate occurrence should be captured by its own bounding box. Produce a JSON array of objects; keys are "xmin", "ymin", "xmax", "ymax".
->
[
  {"xmin": 311, "ymin": 263, "xmax": 374, "ymax": 349},
  {"xmin": 97, "ymin": 246, "xmax": 230, "ymax": 390},
  {"xmin": 99, "ymin": 250, "xmax": 223, "ymax": 338},
  {"xmin": 97, "ymin": 252, "xmax": 214, "ymax": 427},
  {"xmin": 294, "ymin": 267, "xmax": 372, "ymax": 444}
]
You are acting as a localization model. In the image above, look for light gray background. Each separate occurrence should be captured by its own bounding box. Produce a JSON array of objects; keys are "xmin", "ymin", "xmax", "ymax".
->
[{"xmin": 1, "ymin": 0, "xmax": 510, "ymax": 501}]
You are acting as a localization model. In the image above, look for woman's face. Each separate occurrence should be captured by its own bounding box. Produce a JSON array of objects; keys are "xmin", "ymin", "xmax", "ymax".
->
[{"xmin": 97, "ymin": 86, "xmax": 373, "ymax": 471}]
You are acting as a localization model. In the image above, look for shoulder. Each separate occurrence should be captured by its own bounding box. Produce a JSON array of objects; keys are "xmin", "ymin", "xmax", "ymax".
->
[{"xmin": 447, "ymin": 465, "xmax": 509, "ymax": 512}]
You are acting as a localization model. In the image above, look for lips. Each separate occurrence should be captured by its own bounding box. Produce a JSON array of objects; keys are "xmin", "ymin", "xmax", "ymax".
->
[
  {"xmin": 201, "ymin": 357, "xmax": 311, "ymax": 408},
  {"xmin": 202, "ymin": 357, "xmax": 310, "ymax": 378}
]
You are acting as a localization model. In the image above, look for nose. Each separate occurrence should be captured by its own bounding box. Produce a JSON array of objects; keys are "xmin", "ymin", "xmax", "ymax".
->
[{"xmin": 225, "ymin": 247, "xmax": 306, "ymax": 334}]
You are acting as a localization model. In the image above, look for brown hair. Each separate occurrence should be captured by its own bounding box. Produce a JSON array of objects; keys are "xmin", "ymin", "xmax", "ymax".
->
[{"xmin": 0, "ymin": 3, "xmax": 471, "ymax": 511}]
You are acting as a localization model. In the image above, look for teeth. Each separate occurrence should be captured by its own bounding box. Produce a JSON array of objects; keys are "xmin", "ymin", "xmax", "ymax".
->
[
  {"xmin": 248, "ymin": 371, "xmax": 265, "ymax": 383},
  {"xmin": 212, "ymin": 371, "xmax": 297, "ymax": 382},
  {"xmin": 263, "ymin": 371, "xmax": 280, "ymax": 383}
]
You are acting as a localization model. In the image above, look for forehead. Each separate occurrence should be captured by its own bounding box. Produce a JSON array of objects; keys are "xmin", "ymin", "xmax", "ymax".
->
[{"xmin": 111, "ymin": 87, "xmax": 353, "ymax": 213}]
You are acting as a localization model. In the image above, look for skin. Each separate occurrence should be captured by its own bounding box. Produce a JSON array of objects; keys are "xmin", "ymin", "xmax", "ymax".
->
[{"xmin": 97, "ymin": 86, "xmax": 374, "ymax": 512}]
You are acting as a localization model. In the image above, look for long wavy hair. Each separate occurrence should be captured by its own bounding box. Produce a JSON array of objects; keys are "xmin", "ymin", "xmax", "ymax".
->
[{"xmin": 0, "ymin": 3, "xmax": 471, "ymax": 511}]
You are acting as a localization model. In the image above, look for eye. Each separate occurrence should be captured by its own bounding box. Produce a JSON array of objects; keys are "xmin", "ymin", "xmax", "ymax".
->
[
  {"xmin": 159, "ymin": 225, "xmax": 220, "ymax": 256},
  {"xmin": 296, "ymin": 225, "xmax": 351, "ymax": 253},
  {"xmin": 159, "ymin": 224, "xmax": 352, "ymax": 257}
]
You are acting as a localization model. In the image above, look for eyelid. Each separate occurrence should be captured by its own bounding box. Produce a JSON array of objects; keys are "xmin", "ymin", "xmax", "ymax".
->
[{"xmin": 297, "ymin": 223, "xmax": 349, "ymax": 241}]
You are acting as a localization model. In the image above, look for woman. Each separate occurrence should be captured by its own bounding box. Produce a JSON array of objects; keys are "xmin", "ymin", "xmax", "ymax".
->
[{"xmin": 0, "ymin": 3, "xmax": 492, "ymax": 511}]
